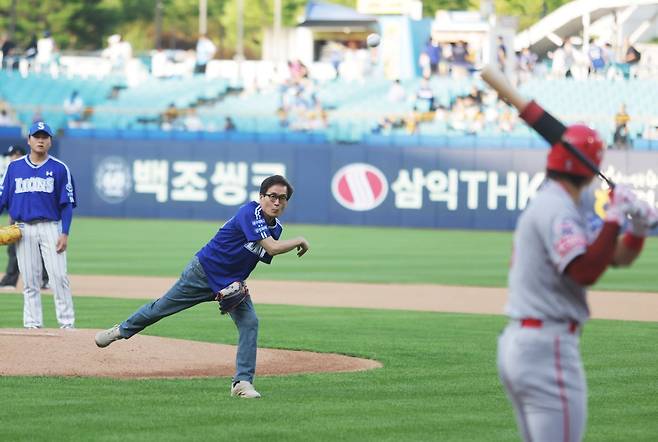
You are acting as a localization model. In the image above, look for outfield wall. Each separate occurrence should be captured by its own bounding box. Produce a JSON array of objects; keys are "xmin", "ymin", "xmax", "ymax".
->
[{"xmin": 5, "ymin": 136, "xmax": 657, "ymax": 230}]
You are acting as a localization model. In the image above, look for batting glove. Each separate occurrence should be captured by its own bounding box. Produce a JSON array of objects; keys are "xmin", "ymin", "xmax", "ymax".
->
[
  {"xmin": 605, "ymin": 184, "xmax": 638, "ymax": 226},
  {"xmin": 628, "ymin": 199, "xmax": 658, "ymax": 237}
]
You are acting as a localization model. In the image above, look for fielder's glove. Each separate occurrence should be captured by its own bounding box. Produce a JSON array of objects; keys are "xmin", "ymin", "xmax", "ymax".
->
[
  {"xmin": 215, "ymin": 281, "xmax": 249, "ymax": 315},
  {"xmin": 0, "ymin": 225, "xmax": 22, "ymax": 246}
]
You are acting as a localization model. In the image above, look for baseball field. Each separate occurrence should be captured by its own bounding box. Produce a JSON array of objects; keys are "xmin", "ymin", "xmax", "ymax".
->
[{"xmin": 1, "ymin": 217, "xmax": 657, "ymax": 441}]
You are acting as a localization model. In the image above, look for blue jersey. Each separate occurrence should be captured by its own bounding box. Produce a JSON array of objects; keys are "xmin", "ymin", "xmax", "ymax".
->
[
  {"xmin": 0, "ymin": 155, "xmax": 76, "ymax": 222},
  {"xmin": 196, "ymin": 201, "xmax": 282, "ymax": 293}
]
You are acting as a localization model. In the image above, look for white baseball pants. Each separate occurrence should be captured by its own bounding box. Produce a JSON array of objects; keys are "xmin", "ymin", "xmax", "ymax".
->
[
  {"xmin": 16, "ymin": 221, "xmax": 74, "ymax": 328},
  {"xmin": 497, "ymin": 321, "xmax": 587, "ymax": 442}
]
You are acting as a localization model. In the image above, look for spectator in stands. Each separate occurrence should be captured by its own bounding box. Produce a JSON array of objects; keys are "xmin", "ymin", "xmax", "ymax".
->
[
  {"xmin": 1, "ymin": 33, "xmax": 17, "ymax": 70},
  {"xmin": 623, "ymin": 38, "xmax": 641, "ymax": 78},
  {"xmin": 550, "ymin": 40, "xmax": 575, "ymax": 78},
  {"xmin": 224, "ymin": 117, "xmax": 236, "ymax": 132},
  {"xmin": 103, "ymin": 34, "xmax": 132, "ymax": 75},
  {"xmin": 517, "ymin": 47, "xmax": 537, "ymax": 84},
  {"xmin": 24, "ymin": 33, "xmax": 37, "ymax": 69},
  {"xmin": 496, "ymin": 36, "xmax": 508, "ymax": 73},
  {"xmin": 414, "ymin": 78, "xmax": 435, "ymax": 113},
  {"xmin": 587, "ymin": 38, "xmax": 608, "ymax": 77},
  {"xmin": 449, "ymin": 40, "xmax": 470, "ymax": 77},
  {"xmin": 612, "ymin": 104, "xmax": 631, "ymax": 150},
  {"xmin": 0, "ymin": 108, "xmax": 16, "ymax": 126},
  {"xmin": 63, "ymin": 90, "xmax": 85, "ymax": 128},
  {"xmin": 387, "ymin": 79, "xmax": 406, "ymax": 103},
  {"xmin": 183, "ymin": 107, "xmax": 204, "ymax": 131},
  {"xmin": 194, "ymin": 34, "xmax": 216, "ymax": 74},
  {"xmin": 35, "ymin": 30, "xmax": 57, "ymax": 74},
  {"xmin": 423, "ymin": 37, "xmax": 442, "ymax": 77},
  {"xmin": 161, "ymin": 102, "xmax": 181, "ymax": 130}
]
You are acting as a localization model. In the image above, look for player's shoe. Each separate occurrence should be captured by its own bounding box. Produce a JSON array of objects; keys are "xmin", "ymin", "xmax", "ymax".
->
[
  {"xmin": 230, "ymin": 380, "xmax": 261, "ymax": 398},
  {"xmin": 95, "ymin": 324, "xmax": 124, "ymax": 348},
  {"xmin": 60, "ymin": 324, "xmax": 75, "ymax": 330}
]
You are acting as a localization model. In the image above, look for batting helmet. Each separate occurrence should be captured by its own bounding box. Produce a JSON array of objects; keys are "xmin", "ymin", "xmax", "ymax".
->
[{"xmin": 546, "ymin": 124, "xmax": 604, "ymax": 177}]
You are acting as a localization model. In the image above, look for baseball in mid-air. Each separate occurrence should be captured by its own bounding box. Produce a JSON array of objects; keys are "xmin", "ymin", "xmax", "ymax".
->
[{"xmin": 366, "ymin": 33, "xmax": 381, "ymax": 48}]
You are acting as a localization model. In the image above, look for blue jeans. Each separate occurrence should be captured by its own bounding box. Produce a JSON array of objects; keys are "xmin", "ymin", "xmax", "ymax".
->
[{"xmin": 119, "ymin": 256, "xmax": 259, "ymax": 383}]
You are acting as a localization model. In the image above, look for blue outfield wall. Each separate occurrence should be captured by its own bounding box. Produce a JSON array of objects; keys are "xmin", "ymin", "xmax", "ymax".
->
[{"xmin": 52, "ymin": 137, "xmax": 658, "ymax": 230}]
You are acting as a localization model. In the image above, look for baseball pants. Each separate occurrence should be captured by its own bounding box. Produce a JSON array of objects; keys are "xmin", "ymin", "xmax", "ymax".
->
[
  {"xmin": 497, "ymin": 321, "xmax": 587, "ymax": 442},
  {"xmin": 16, "ymin": 221, "xmax": 74, "ymax": 328},
  {"xmin": 119, "ymin": 255, "xmax": 259, "ymax": 384}
]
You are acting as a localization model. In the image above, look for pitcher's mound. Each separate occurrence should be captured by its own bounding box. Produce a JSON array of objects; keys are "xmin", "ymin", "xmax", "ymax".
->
[{"xmin": 0, "ymin": 328, "xmax": 381, "ymax": 379}]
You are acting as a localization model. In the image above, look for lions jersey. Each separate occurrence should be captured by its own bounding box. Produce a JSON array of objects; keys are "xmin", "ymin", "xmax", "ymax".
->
[
  {"xmin": 197, "ymin": 201, "xmax": 282, "ymax": 293},
  {"xmin": 0, "ymin": 155, "xmax": 76, "ymax": 222}
]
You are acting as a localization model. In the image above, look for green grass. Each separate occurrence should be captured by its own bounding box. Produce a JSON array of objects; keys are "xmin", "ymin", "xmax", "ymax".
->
[
  {"xmin": 1, "ymin": 295, "xmax": 657, "ymax": 441},
  {"xmin": 1, "ymin": 217, "xmax": 656, "ymax": 441},
  {"xmin": 1, "ymin": 216, "xmax": 655, "ymax": 291}
]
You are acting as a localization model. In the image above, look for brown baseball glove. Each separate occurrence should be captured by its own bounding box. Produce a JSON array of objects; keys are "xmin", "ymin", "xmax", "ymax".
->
[
  {"xmin": 215, "ymin": 281, "xmax": 250, "ymax": 315},
  {"xmin": 0, "ymin": 225, "xmax": 21, "ymax": 246}
]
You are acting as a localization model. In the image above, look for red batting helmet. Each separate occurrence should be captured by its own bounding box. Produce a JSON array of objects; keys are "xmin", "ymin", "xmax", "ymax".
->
[{"xmin": 546, "ymin": 124, "xmax": 604, "ymax": 177}]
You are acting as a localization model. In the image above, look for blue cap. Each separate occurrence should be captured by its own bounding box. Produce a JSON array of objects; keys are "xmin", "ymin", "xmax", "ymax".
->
[{"xmin": 29, "ymin": 121, "xmax": 54, "ymax": 137}]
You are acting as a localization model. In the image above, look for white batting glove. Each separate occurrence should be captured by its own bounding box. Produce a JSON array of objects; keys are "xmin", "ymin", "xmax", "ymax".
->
[
  {"xmin": 628, "ymin": 199, "xmax": 658, "ymax": 237},
  {"xmin": 605, "ymin": 184, "xmax": 638, "ymax": 226}
]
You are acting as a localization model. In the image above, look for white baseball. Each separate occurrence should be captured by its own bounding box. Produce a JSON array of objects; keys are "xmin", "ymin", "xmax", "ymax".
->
[{"xmin": 366, "ymin": 33, "xmax": 381, "ymax": 48}]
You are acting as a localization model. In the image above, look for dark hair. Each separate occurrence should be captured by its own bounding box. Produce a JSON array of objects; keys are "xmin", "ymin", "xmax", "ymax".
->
[
  {"xmin": 546, "ymin": 169, "xmax": 589, "ymax": 188},
  {"xmin": 260, "ymin": 175, "xmax": 294, "ymax": 200}
]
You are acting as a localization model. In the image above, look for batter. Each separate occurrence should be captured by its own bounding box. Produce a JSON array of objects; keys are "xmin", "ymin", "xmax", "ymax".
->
[{"xmin": 497, "ymin": 124, "xmax": 655, "ymax": 442}]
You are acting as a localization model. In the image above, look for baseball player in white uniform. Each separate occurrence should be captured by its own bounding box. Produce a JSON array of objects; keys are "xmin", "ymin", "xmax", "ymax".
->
[
  {"xmin": 0, "ymin": 121, "xmax": 77, "ymax": 329},
  {"xmin": 497, "ymin": 124, "xmax": 656, "ymax": 442}
]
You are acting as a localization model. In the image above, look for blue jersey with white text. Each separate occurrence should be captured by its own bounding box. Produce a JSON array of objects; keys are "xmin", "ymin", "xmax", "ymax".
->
[
  {"xmin": 196, "ymin": 201, "xmax": 282, "ymax": 293},
  {"xmin": 0, "ymin": 155, "xmax": 76, "ymax": 222}
]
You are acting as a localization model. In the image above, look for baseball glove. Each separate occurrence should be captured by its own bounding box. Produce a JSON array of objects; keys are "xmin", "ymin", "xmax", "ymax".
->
[
  {"xmin": 0, "ymin": 225, "xmax": 21, "ymax": 246},
  {"xmin": 215, "ymin": 281, "xmax": 250, "ymax": 315}
]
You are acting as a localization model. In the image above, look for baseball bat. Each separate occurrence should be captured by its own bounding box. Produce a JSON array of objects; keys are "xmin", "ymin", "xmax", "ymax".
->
[{"xmin": 480, "ymin": 65, "xmax": 615, "ymax": 189}]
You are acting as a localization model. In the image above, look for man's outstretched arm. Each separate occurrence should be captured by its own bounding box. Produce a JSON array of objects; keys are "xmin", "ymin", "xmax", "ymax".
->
[{"xmin": 259, "ymin": 236, "xmax": 309, "ymax": 257}]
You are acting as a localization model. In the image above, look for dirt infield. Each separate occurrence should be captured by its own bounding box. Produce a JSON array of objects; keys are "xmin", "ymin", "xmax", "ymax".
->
[{"xmin": 1, "ymin": 275, "xmax": 656, "ymax": 379}]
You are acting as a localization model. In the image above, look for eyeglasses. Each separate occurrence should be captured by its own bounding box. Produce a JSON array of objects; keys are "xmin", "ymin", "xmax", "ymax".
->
[{"xmin": 263, "ymin": 193, "xmax": 289, "ymax": 203}]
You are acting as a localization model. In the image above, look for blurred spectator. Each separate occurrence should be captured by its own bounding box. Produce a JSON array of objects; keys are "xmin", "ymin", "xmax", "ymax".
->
[
  {"xmin": 414, "ymin": 78, "xmax": 435, "ymax": 112},
  {"xmin": 103, "ymin": 34, "xmax": 132, "ymax": 74},
  {"xmin": 421, "ymin": 37, "xmax": 442, "ymax": 77},
  {"xmin": 224, "ymin": 117, "xmax": 236, "ymax": 132},
  {"xmin": 161, "ymin": 102, "xmax": 180, "ymax": 130},
  {"xmin": 550, "ymin": 40, "xmax": 575, "ymax": 78},
  {"xmin": 31, "ymin": 106, "xmax": 44, "ymax": 123},
  {"xmin": 587, "ymin": 38, "xmax": 608, "ymax": 77},
  {"xmin": 35, "ymin": 30, "xmax": 57, "ymax": 74},
  {"xmin": 328, "ymin": 42, "xmax": 344, "ymax": 79},
  {"xmin": 24, "ymin": 33, "xmax": 37, "ymax": 66},
  {"xmin": 1, "ymin": 33, "xmax": 16, "ymax": 69},
  {"xmin": 183, "ymin": 107, "xmax": 204, "ymax": 131},
  {"xmin": 612, "ymin": 104, "xmax": 631, "ymax": 150},
  {"xmin": 387, "ymin": 79, "xmax": 406, "ymax": 103},
  {"xmin": 450, "ymin": 41, "xmax": 471, "ymax": 77},
  {"xmin": 517, "ymin": 47, "xmax": 537, "ymax": 84},
  {"xmin": 496, "ymin": 36, "xmax": 507, "ymax": 73},
  {"xmin": 63, "ymin": 90, "xmax": 84, "ymax": 127},
  {"xmin": 623, "ymin": 38, "xmax": 641, "ymax": 79},
  {"xmin": 194, "ymin": 34, "xmax": 216, "ymax": 74},
  {"xmin": 0, "ymin": 108, "xmax": 17, "ymax": 126}
]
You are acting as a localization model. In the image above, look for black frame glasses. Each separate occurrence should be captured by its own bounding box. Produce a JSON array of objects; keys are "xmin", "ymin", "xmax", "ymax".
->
[{"xmin": 263, "ymin": 193, "xmax": 289, "ymax": 203}]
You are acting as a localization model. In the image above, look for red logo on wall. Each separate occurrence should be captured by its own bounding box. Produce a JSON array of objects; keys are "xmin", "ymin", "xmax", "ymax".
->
[{"xmin": 331, "ymin": 163, "xmax": 388, "ymax": 211}]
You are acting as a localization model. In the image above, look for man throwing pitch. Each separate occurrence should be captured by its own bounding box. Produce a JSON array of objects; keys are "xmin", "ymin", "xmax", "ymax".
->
[
  {"xmin": 95, "ymin": 175, "xmax": 310, "ymax": 399},
  {"xmin": 497, "ymin": 124, "xmax": 656, "ymax": 441},
  {"xmin": 0, "ymin": 121, "xmax": 77, "ymax": 329}
]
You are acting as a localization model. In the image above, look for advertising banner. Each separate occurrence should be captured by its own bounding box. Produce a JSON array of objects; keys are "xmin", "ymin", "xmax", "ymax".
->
[{"xmin": 56, "ymin": 138, "xmax": 658, "ymax": 230}]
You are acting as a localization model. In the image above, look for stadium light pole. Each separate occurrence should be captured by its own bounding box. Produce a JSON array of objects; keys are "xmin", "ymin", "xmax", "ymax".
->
[{"xmin": 199, "ymin": 0, "xmax": 207, "ymax": 35}]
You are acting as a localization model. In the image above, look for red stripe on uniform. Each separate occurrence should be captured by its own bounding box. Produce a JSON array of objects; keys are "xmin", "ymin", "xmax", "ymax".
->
[{"xmin": 554, "ymin": 336, "xmax": 570, "ymax": 442}]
